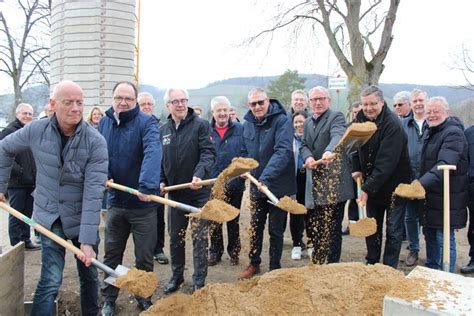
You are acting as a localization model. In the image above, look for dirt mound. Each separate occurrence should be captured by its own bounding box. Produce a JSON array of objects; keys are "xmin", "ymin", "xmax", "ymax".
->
[
  {"xmin": 349, "ymin": 217, "xmax": 377, "ymax": 237},
  {"xmin": 115, "ymin": 267, "xmax": 158, "ymax": 298},
  {"xmin": 188, "ymin": 199, "xmax": 240, "ymax": 223},
  {"xmin": 141, "ymin": 263, "xmax": 405, "ymax": 315}
]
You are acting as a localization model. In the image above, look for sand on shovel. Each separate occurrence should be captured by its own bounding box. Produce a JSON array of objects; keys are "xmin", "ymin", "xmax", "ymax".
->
[
  {"xmin": 114, "ymin": 268, "xmax": 158, "ymax": 298},
  {"xmin": 276, "ymin": 196, "xmax": 307, "ymax": 215},
  {"xmin": 187, "ymin": 199, "xmax": 240, "ymax": 223},
  {"xmin": 349, "ymin": 217, "xmax": 377, "ymax": 237},
  {"xmin": 212, "ymin": 157, "xmax": 259, "ymax": 200},
  {"xmin": 394, "ymin": 180, "xmax": 426, "ymax": 199}
]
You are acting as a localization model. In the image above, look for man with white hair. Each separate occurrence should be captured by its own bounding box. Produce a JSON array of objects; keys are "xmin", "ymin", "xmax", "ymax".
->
[
  {"xmin": 207, "ymin": 96, "xmax": 244, "ymax": 267},
  {"xmin": 137, "ymin": 92, "xmax": 155, "ymax": 116},
  {"xmin": 393, "ymin": 91, "xmax": 412, "ymax": 118},
  {"xmin": 0, "ymin": 103, "xmax": 39, "ymax": 250},
  {"xmin": 290, "ymin": 89, "xmax": 309, "ymax": 115},
  {"xmin": 159, "ymin": 88, "xmax": 215, "ymax": 294},
  {"xmin": 418, "ymin": 97, "xmax": 468, "ymax": 273}
]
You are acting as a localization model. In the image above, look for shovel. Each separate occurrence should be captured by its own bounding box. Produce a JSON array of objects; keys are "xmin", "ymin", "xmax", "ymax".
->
[
  {"xmin": 0, "ymin": 202, "xmax": 128, "ymax": 287},
  {"xmin": 437, "ymin": 165, "xmax": 456, "ymax": 272},
  {"xmin": 107, "ymin": 181, "xmax": 239, "ymax": 223},
  {"xmin": 163, "ymin": 179, "xmax": 217, "ymax": 192},
  {"xmin": 348, "ymin": 177, "xmax": 377, "ymax": 237},
  {"xmin": 244, "ymin": 172, "xmax": 307, "ymax": 215}
]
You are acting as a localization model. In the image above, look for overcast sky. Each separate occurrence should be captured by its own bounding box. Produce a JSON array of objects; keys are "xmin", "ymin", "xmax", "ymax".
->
[
  {"xmin": 1, "ymin": 0, "xmax": 473, "ymax": 93},
  {"xmin": 139, "ymin": 0, "xmax": 474, "ymax": 89}
]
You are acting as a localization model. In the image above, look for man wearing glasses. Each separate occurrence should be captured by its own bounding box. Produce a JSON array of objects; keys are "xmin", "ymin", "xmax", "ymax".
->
[
  {"xmin": 392, "ymin": 91, "xmax": 412, "ymax": 118},
  {"xmin": 159, "ymin": 88, "xmax": 215, "ymax": 295},
  {"xmin": 100, "ymin": 81, "xmax": 162, "ymax": 314},
  {"xmin": 0, "ymin": 103, "xmax": 40, "ymax": 250},
  {"xmin": 352, "ymin": 85, "xmax": 410, "ymax": 269},
  {"xmin": 240, "ymin": 87, "xmax": 295, "ymax": 279}
]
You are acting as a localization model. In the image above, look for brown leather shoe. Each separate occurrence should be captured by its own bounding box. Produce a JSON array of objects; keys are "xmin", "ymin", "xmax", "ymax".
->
[
  {"xmin": 239, "ymin": 264, "xmax": 260, "ymax": 279},
  {"xmin": 405, "ymin": 251, "xmax": 419, "ymax": 267}
]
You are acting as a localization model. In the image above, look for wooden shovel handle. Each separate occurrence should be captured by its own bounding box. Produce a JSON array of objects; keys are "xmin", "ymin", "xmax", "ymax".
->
[
  {"xmin": 244, "ymin": 172, "xmax": 279, "ymax": 204},
  {"xmin": 164, "ymin": 179, "xmax": 217, "ymax": 192},
  {"xmin": 0, "ymin": 202, "xmax": 83, "ymax": 257},
  {"xmin": 106, "ymin": 181, "xmax": 201, "ymax": 213}
]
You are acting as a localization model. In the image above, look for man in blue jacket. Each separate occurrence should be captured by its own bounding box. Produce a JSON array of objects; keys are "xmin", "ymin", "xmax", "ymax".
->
[
  {"xmin": 100, "ymin": 82, "xmax": 162, "ymax": 314},
  {"xmin": 240, "ymin": 87, "xmax": 296, "ymax": 279},
  {"xmin": 208, "ymin": 96, "xmax": 244, "ymax": 266}
]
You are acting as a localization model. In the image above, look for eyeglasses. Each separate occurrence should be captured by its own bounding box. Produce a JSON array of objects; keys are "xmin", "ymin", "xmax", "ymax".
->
[
  {"xmin": 168, "ymin": 98, "xmax": 188, "ymax": 106},
  {"xmin": 249, "ymin": 100, "xmax": 266, "ymax": 107},
  {"xmin": 393, "ymin": 103, "xmax": 406, "ymax": 108},
  {"xmin": 309, "ymin": 97, "xmax": 327, "ymax": 103},
  {"xmin": 113, "ymin": 96, "xmax": 136, "ymax": 103}
]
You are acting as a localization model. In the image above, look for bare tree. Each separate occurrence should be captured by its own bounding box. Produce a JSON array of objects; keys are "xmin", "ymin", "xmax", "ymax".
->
[
  {"xmin": 249, "ymin": 0, "xmax": 400, "ymax": 104},
  {"xmin": 0, "ymin": 0, "xmax": 50, "ymax": 112},
  {"xmin": 452, "ymin": 43, "xmax": 474, "ymax": 91}
]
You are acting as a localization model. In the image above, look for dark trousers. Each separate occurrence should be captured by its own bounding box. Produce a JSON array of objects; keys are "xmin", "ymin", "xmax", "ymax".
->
[
  {"xmin": 33, "ymin": 220, "xmax": 99, "ymax": 316},
  {"xmin": 307, "ymin": 202, "xmax": 345, "ymax": 264},
  {"xmin": 365, "ymin": 198, "xmax": 405, "ymax": 268},
  {"xmin": 347, "ymin": 179, "xmax": 359, "ymax": 221},
  {"xmin": 8, "ymin": 187, "xmax": 34, "ymax": 246},
  {"xmin": 468, "ymin": 200, "xmax": 474, "ymax": 260},
  {"xmin": 102, "ymin": 206, "xmax": 157, "ymax": 302},
  {"xmin": 209, "ymin": 191, "xmax": 242, "ymax": 259},
  {"xmin": 168, "ymin": 196, "xmax": 209, "ymax": 287},
  {"xmin": 290, "ymin": 170, "xmax": 306, "ymax": 247},
  {"xmin": 154, "ymin": 203, "xmax": 166, "ymax": 254},
  {"xmin": 249, "ymin": 196, "xmax": 288, "ymax": 270}
]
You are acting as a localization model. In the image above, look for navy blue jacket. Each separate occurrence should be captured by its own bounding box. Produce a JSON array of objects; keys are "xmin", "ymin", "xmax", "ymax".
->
[
  {"xmin": 99, "ymin": 105, "xmax": 162, "ymax": 209},
  {"xmin": 160, "ymin": 108, "xmax": 216, "ymax": 201},
  {"xmin": 211, "ymin": 119, "xmax": 245, "ymax": 193},
  {"xmin": 465, "ymin": 126, "xmax": 474, "ymax": 206},
  {"xmin": 242, "ymin": 99, "xmax": 296, "ymax": 198},
  {"xmin": 419, "ymin": 117, "xmax": 468, "ymax": 229},
  {"xmin": 402, "ymin": 113, "xmax": 429, "ymax": 180},
  {"xmin": 352, "ymin": 103, "xmax": 411, "ymax": 205}
]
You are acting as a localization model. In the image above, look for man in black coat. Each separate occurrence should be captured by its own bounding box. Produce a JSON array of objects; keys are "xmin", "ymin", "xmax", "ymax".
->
[
  {"xmin": 461, "ymin": 124, "xmax": 474, "ymax": 274},
  {"xmin": 352, "ymin": 85, "xmax": 410, "ymax": 268},
  {"xmin": 0, "ymin": 103, "xmax": 39, "ymax": 250},
  {"xmin": 419, "ymin": 97, "xmax": 468, "ymax": 273}
]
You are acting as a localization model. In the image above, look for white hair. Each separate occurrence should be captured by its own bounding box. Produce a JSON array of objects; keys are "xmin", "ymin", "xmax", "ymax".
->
[
  {"xmin": 16, "ymin": 103, "xmax": 34, "ymax": 114},
  {"xmin": 210, "ymin": 96, "xmax": 231, "ymax": 111},
  {"xmin": 137, "ymin": 92, "xmax": 155, "ymax": 105},
  {"xmin": 163, "ymin": 88, "xmax": 189, "ymax": 104}
]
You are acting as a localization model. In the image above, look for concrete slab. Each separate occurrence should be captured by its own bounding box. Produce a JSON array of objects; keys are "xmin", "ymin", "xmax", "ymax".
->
[
  {"xmin": 0, "ymin": 242, "xmax": 25, "ymax": 315},
  {"xmin": 383, "ymin": 266, "xmax": 474, "ymax": 315}
]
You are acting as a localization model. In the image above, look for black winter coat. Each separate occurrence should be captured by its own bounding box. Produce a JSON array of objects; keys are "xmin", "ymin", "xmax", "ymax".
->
[
  {"xmin": 419, "ymin": 117, "xmax": 468, "ymax": 229},
  {"xmin": 465, "ymin": 125, "xmax": 474, "ymax": 201},
  {"xmin": 352, "ymin": 103, "xmax": 410, "ymax": 205},
  {"xmin": 0, "ymin": 118, "xmax": 36, "ymax": 188},
  {"xmin": 160, "ymin": 108, "xmax": 216, "ymax": 201}
]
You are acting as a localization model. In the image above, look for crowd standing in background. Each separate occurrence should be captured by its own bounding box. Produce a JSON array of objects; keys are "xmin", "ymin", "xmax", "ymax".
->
[{"xmin": 0, "ymin": 80, "xmax": 472, "ymax": 315}]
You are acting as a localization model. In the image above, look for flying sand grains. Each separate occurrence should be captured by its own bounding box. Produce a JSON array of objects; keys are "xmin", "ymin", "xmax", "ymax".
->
[
  {"xmin": 188, "ymin": 199, "xmax": 239, "ymax": 223},
  {"xmin": 212, "ymin": 157, "xmax": 259, "ymax": 200},
  {"xmin": 114, "ymin": 268, "xmax": 158, "ymax": 298},
  {"xmin": 394, "ymin": 180, "xmax": 426, "ymax": 199},
  {"xmin": 349, "ymin": 217, "xmax": 377, "ymax": 237},
  {"xmin": 276, "ymin": 196, "xmax": 307, "ymax": 214}
]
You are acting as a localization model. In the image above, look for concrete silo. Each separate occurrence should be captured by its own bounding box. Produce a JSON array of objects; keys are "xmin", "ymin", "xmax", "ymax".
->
[{"xmin": 50, "ymin": 0, "xmax": 137, "ymax": 111}]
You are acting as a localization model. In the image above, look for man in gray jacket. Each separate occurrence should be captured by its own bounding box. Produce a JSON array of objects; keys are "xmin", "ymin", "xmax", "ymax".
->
[
  {"xmin": 300, "ymin": 86, "xmax": 354, "ymax": 264},
  {"xmin": 0, "ymin": 80, "xmax": 108, "ymax": 315}
]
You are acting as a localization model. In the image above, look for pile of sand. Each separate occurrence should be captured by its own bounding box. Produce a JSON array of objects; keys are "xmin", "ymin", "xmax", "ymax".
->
[
  {"xmin": 142, "ymin": 263, "xmax": 406, "ymax": 315},
  {"xmin": 349, "ymin": 217, "xmax": 377, "ymax": 237},
  {"xmin": 276, "ymin": 196, "xmax": 307, "ymax": 214},
  {"xmin": 114, "ymin": 268, "xmax": 158, "ymax": 298},
  {"xmin": 188, "ymin": 199, "xmax": 239, "ymax": 223},
  {"xmin": 394, "ymin": 180, "xmax": 426, "ymax": 199}
]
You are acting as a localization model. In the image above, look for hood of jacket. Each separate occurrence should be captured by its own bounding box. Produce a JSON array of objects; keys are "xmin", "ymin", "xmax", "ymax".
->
[{"xmin": 243, "ymin": 99, "xmax": 286, "ymax": 126}]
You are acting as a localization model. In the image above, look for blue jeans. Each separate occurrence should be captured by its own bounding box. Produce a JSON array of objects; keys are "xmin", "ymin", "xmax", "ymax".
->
[
  {"xmin": 423, "ymin": 227, "xmax": 456, "ymax": 273},
  {"xmin": 32, "ymin": 220, "xmax": 99, "ymax": 316},
  {"xmin": 404, "ymin": 199, "xmax": 420, "ymax": 253}
]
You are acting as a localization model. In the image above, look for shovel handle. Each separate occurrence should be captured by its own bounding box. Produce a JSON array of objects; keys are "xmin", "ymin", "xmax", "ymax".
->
[
  {"xmin": 0, "ymin": 202, "xmax": 118, "ymax": 276},
  {"xmin": 356, "ymin": 177, "xmax": 365, "ymax": 219},
  {"xmin": 437, "ymin": 165, "xmax": 456, "ymax": 272},
  {"xmin": 244, "ymin": 172, "xmax": 279, "ymax": 204},
  {"xmin": 164, "ymin": 178, "xmax": 217, "ymax": 192},
  {"xmin": 106, "ymin": 181, "xmax": 201, "ymax": 214}
]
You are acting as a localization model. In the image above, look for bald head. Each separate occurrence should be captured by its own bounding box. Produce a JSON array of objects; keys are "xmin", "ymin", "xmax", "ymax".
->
[
  {"xmin": 50, "ymin": 80, "xmax": 84, "ymax": 135},
  {"xmin": 52, "ymin": 80, "xmax": 83, "ymax": 101}
]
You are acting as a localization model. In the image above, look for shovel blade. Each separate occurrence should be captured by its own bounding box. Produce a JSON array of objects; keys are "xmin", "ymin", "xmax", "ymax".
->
[{"xmin": 104, "ymin": 264, "xmax": 130, "ymax": 286}]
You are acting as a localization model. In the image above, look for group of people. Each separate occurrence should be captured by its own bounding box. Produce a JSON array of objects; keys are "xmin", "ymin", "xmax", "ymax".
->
[{"xmin": 0, "ymin": 79, "xmax": 472, "ymax": 315}]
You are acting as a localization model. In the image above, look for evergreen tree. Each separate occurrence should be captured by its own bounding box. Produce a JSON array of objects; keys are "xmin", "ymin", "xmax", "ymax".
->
[{"xmin": 267, "ymin": 69, "xmax": 306, "ymax": 110}]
